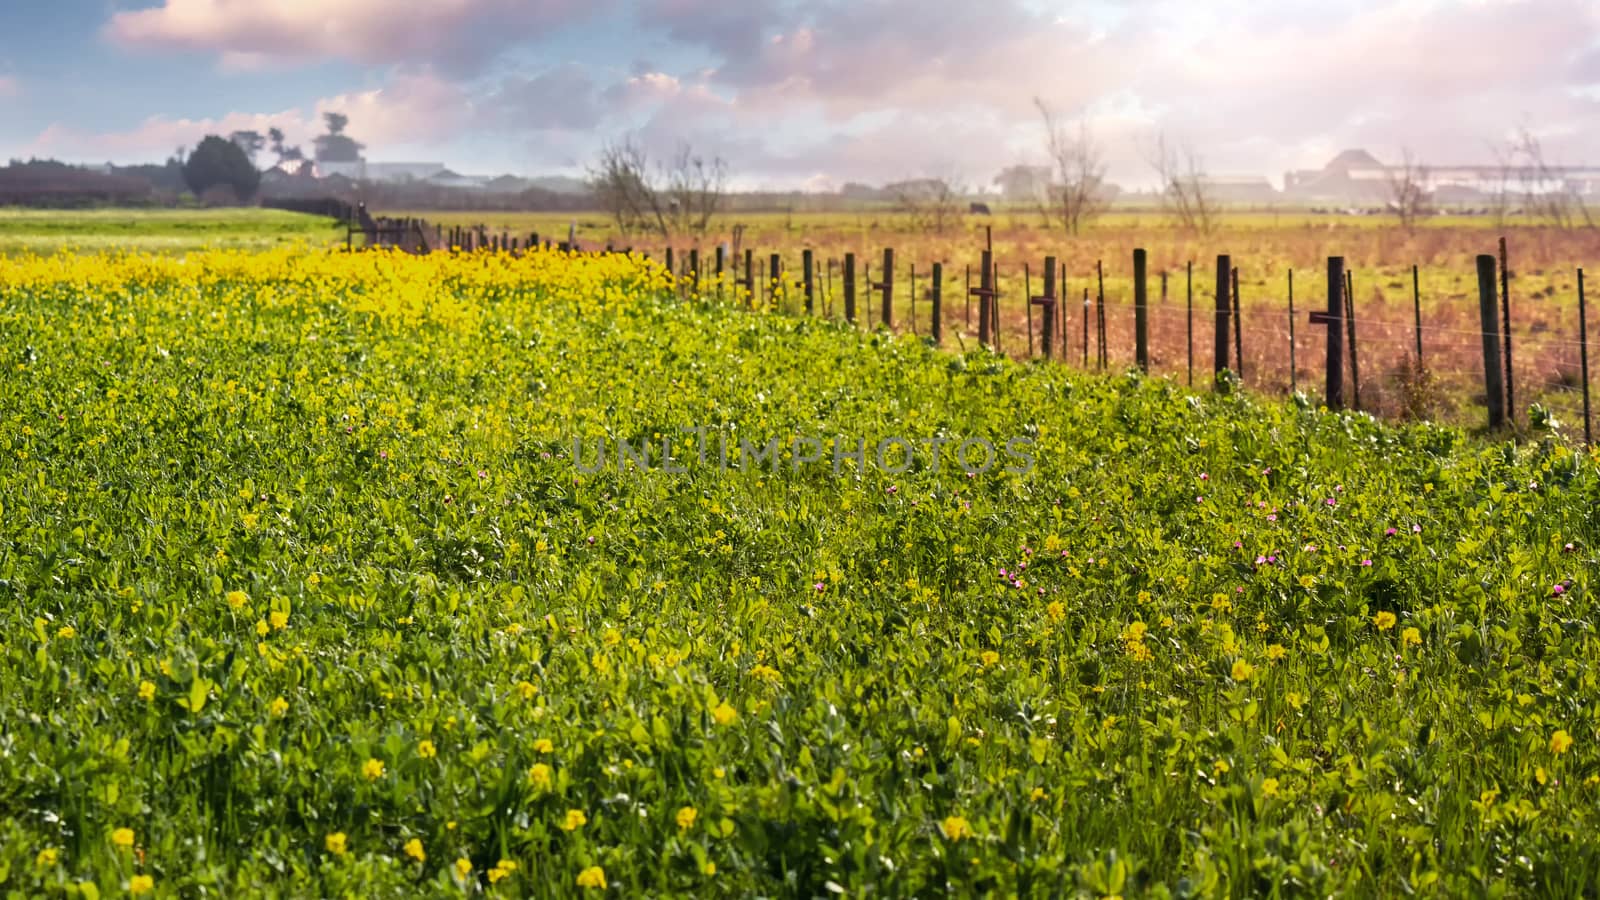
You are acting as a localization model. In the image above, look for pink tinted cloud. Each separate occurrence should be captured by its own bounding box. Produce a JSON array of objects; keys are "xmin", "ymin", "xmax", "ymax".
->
[
  {"xmin": 104, "ymin": 0, "xmax": 602, "ymax": 70},
  {"xmin": 27, "ymin": 71, "xmax": 469, "ymax": 163}
]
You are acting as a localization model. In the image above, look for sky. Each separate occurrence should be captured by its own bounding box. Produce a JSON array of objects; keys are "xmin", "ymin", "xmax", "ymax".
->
[{"xmin": 0, "ymin": 0, "xmax": 1597, "ymax": 190}]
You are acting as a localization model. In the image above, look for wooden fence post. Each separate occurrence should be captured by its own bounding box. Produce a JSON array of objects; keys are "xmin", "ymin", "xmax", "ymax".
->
[
  {"xmin": 844, "ymin": 253, "xmax": 857, "ymax": 324},
  {"xmin": 931, "ymin": 263, "xmax": 943, "ymax": 346},
  {"xmin": 1036, "ymin": 256, "xmax": 1057, "ymax": 360},
  {"xmin": 715, "ymin": 245, "xmax": 726, "ymax": 301},
  {"xmin": 689, "ymin": 249, "xmax": 700, "ymax": 295},
  {"xmin": 803, "ymin": 249, "xmax": 815, "ymax": 315},
  {"xmin": 880, "ymin": 247, "xmax": 895, "ymax": 328},
  {"xmin": 1476, "ymin": 254, "xmax": 1507, "ymax": 430},
  {"xmin": 769, "ymin": 253, "xmax": 781, "ymax": 308},
  {"xmin": 743, "ymin": 249, "xmax": 754, "ymax": 306},
  {"xmin": 1309, "ymin": 257, "xmax": 1346, "ymax": 410},
  {"xmin": 1134, "ymin": 248, "xmax": 1149, "ymax": 372},
  {"xmin": 1095, "ymin": 259, "xmax": 1106, "ymax": 370},
  {"xmin": 1214, "ymin": 255, "xmax": 1232, "ymax": 377}
]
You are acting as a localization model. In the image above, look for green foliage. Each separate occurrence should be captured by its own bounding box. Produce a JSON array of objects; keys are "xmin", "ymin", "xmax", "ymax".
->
[
  {"xmin": 0, "ymin": 248, "xmax": 1596, "ymax": 896},
  {"xmin": 182, "ymin": 135, "xmax": 260, "ymax": 203}
]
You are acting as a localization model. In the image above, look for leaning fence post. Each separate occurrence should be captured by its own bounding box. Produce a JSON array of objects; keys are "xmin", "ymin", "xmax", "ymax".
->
[
  {"xmin": 1476, "ymin": 254, "xmax": 1507, "ymax": 431},
  {"xmin": 1134, "ymin": 248, "xmax": 1149, "ymax": 372},
  {"xmin": 844, "ymin": 253, "xmax": 857, "ymax": 324},
  {"xmin": 931, "ymin": 262, "xmax": 943, "ymax": 346},
  {"xmin": 1214, "ymin": 255, "xmax": 1232, "ymax": 378},
  {"xmin": 1095, "ymin": 259, "xmax": 1106, "ymax": 369}
]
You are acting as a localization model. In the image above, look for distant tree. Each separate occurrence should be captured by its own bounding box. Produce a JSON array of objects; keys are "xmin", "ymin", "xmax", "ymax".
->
[
  {"xmin": 183, "ymin": 135, "xmax": 260, "ymax": 202},
  {"xmin": 266, "ymin": 127, "xmax": 304, "ymax": 167},
  {"xmin": 314, "ymin": 112, "xmax": 364, "ymax": 163},
  {"xmin": 229, "ymin": 130, "xmax": 265, "ymax": 167},
  {"xmin": 1385, "ymin": 147, "xmax": 1431, "ymax": 231},
  {"xmin": 588, "ymin": 137, "xmax": 727, "ymax": 238},
  {"xmin": 1034, "ymin": 98, "xmax": 1109, "ymax": 235},
  {"xmin": 1148, "ymin": 133, "xmax": 1216, "ymax": 232}
]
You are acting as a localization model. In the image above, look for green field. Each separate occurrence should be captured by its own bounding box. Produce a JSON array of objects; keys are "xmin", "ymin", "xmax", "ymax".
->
[
  {"xmin": 0, "ymin": 247, "xmax": 1596, "ymax": 896},
  {"xmin": 0, "ymin": 208, "xmax": 344, "ymax": 255}
]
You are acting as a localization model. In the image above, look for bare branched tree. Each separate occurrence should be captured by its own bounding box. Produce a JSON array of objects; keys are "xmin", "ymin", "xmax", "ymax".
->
[
  {"xmin": 664, "ymin": 144, "xmax": 728, "ymax": 237},
  {"xmin": 1148, "ymin": 133, "xmax": 1215, "ymax": 232},
  {"xmin": 1385, "ymin": 147, "xmax": 1431, "ymax": 231},
  {"xmin": 1034, "ymin": 97, "xmax": 1109, "ymax": 235},
  {"xmin": 1511, "ymin": 129, "xmax": 1584, "ymax": 229},
  {"xmin": 890, "ymin": 173, "xmax": 968, "ymax": 234},
  {"xmin": 588, "ymin": 138, "xmax": 728, "ymax": 239}
]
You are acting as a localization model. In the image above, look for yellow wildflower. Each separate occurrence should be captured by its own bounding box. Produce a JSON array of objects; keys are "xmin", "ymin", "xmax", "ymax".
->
[
  {"xmin": 576, "ymin": 866, "xmax": 607, "ymax": 889},
  {"xmin": 940, "ymin": 815, "xmax": 973, "ymax": 840},
  {"xmin": 129, "ymin": 875, "xmax": 154, "ymax": 896},
  {"xmin": 676, "ymin": 806, "xmax": 697, "ymax": 831},
  {"xmin": 560, "ymin": 809, "xmax": 588, "ymax": 831},
  {"xmin": 112, "ymin": 828, "xmax": 135, "ymax": 849},
  {"xmin": 325, "ymin": 832, "xmax": 347, "ymax": 856},
  {"xmin": 404, "ymin": 838, "xmax": 425, "ymax": 862},
  {"xmin": 1373, "ymin": 611, "xmax": 1397, "ymax": 630},
  {"xmin": 1551, "ymin": 730, "xmax": 1574, "ymax": 755}
]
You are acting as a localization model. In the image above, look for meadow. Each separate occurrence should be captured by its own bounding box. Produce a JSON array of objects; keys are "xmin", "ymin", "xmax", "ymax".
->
[
  {"xmin": 0, "ymin": 208, "xmax": 344, "ymax": 256},
  {"xmin": 0, "ymin": 243, "xmax": 1597, "ymax": 896}
]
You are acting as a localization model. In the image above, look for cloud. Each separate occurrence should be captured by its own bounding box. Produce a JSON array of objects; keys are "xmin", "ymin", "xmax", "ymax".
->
[
  {"xmin": 104, "ymin": 0, "xmax": 605, "ymax": 72},
  {"xmin": 25, "ymin": 70, "xmax": 470, "ymax": 163},
  {"xmin": 29, "ymin": 0, "xmax": 1600, "ymax": 184},
  {"xmin": 0, "ymin": 76, "xmax": 19, "ymax": 98}
]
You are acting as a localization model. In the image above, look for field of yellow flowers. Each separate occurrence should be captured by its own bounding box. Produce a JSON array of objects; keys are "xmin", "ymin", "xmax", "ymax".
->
[{"xmin": 1, "ymin": 245, "xmax": 1597, "ymax": 897}]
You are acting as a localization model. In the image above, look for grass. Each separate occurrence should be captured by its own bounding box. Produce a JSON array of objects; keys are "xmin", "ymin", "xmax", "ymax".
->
[
  {"xmin": 0, "ymin": 207, "xmax": 344, "ymax": 255},
  {"xmin": 0, "ymin": 246, "xmax": 1597, "ymax": 896}
]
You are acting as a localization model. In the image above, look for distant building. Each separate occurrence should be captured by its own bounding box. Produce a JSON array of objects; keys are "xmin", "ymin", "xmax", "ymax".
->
[
  {"xmin": 1284, "ymin": 149, "xmax": 1600, "ymax": 202},
  {"xmin": 1194, "ymin": 174, "xmax": 1278, "ymax": 203}
]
